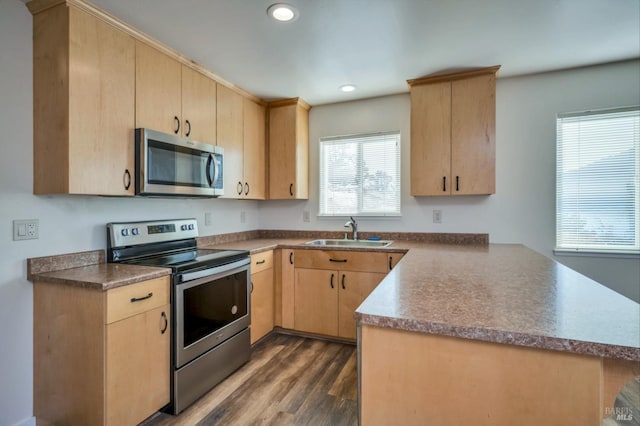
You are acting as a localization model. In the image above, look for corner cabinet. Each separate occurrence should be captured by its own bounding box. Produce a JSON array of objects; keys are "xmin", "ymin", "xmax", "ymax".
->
[
  {"xmin": 33, "ymin": 277, "xmax": 170, "ymax": 425},
  {"xmin": 409, "ymin": 66, "xmax": 500, "ymax": 196},
  {"xmin": 217, "ymin": 86, "xmax": 267, "ymax": 199},
  {"xmin": 268, "ymin": 98, "xmax": 310, "ymax": 199},
  {"xmin": 29, "ymin": 1, "xmax": 135, "ymax": 195}
]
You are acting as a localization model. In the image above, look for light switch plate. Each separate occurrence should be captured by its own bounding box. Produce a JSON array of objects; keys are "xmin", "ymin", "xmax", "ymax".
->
[{"xmin": 13, "ymin": 219, "xmax": 39, "ymax": 240}]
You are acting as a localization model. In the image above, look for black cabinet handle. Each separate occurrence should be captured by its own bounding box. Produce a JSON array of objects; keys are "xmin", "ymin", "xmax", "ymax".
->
[
  {"xmin": 330, "ymin": 273, "xmax": 334, "ymax": 289},
  {"xmin": 442, "ymin": 176, "xmax": 446, "ymax": 192},
  {"xmin": 256, "ymin": 259, "xmax": 266, "ymax": 265},
  {"xmin": 329, "ymin": 258, "xmax": 347, "ymax": 263},
  {"xmin": 341, "ymin": 274, "xmax": 346, "ymax": 289},
  {"xmin": 289, "ymin": 183, "xmax": 294, "ymax": 196},
  {"xmin": 174, "ymin": 116, "xmax": 180, "ymax": 134},
  {"xmin": 237, "ymin": 181, "xmax": 243, "ymax": 195},
  {"xmin": 389, "ymin": 256, "xmax": 393, "ymax": 270},
  {"xmin": 185, "ymin": 119, "xmax": 191, "ymax": 137},
  {"xmin": 131, "ymin": 292, "xmax": 152, "ymax": 303},
  {"xmin": 160, "ymin": 311, "xmax": 168, "ymax": 334},
  {"xmin": 123, "ymin": 169, "xmax": 131, "ymax": 190},
  {"xmin": 456, "ymin": 176, "xmax": 459, "ymax": 192},
  {"xmin": 245, "ymin": 182, "xmax": 249, "ymax": 195},
  {"xmin": 289, "ymin": 252, "xmax": 294, "ymax": 265}
]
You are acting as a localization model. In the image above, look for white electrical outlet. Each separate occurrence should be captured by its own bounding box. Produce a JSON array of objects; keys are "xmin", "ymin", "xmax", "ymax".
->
[
  {"xmin": 433, "ymin": 210, "xmax": 442, "ymax": 224},
  {"xmin": 240, "ymin": 211, "xmax": 246, "ymax": 224},
  {"xmin": 205, "ymin": 212, "xmax": 212, "ymax": 226},
  {"xmin": 303, "ymin": 211, "xmax": 310, "ymax": 222},
  {"xmin": 13, "ymin": 219, "xmax": 39, "ymax": 240}
]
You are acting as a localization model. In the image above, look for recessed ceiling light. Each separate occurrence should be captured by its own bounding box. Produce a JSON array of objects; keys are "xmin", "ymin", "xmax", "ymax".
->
[
  {"xmin": 267, "ymin": 3, "xmax": 298, "ymax": 22},
  {"xmin": 340, "ymin": 84, "xmax": 356, "ymax": 93}
]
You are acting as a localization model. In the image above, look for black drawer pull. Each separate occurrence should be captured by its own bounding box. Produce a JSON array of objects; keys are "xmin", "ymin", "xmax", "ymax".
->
[
  {"xmin": 389, "ymin": 256, "xmax": 393, "ymax": 270},
  {"xmin": 442, "ymin": 176, "xmax": 446, "ymax": 192},
  {"xmin": 131, "ymin": 292, "xmax": 152, "ymax": 303},
  {"xmin": 329, "ymin": 258, "xmax": 347, "ymax": 263},
  {"xmin": 160, "ymin": 311, "xmax": 168, "ymax": 334},
  {"xmin": 256, "ymin": 259, "xmax": 266, "ymax": 265},
  {"xmin": 456, "ymin": 176, "xmax": 459, "ymax": 191}
]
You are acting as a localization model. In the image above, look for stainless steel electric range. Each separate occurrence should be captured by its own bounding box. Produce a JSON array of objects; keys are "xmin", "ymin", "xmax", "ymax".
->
[{"xmin": 107, "ymin": 218, "xmax": 251, "ymax": 414}]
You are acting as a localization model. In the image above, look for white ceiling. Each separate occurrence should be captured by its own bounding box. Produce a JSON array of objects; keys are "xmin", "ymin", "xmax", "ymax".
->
[{"xmin": 86, "ymin": 0, "xmax": 640, "ymax": 106}]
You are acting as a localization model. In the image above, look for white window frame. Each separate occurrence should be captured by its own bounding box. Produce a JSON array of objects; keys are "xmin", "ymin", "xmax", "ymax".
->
[
  {"xmin": 555, "ymin": 106, "xmax": 640, "ymax": 257},
  {"xmin": 319, "ymin": 131, "xmax": 401, "ymax": 217}
]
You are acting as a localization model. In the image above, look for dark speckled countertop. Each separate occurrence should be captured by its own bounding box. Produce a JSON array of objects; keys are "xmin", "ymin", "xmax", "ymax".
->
[
  {"xmin": 27, "ymin": 236, "xmax": 639, "ymax": 361},
  {"xmin": 202, "ymin": 238, "xmax": 640, "ymax": 361}
]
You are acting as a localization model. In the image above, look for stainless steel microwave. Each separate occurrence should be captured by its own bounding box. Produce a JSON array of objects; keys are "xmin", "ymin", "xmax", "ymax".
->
[{"xmin": 135, "ymin": 128, "xmax": 223, "ymax": 197}]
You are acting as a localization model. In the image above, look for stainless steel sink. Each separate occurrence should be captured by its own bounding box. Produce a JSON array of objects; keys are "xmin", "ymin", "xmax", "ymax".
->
[{"xmin": 304, "ymin": 239, "xmax": 393, "ymax": 248}]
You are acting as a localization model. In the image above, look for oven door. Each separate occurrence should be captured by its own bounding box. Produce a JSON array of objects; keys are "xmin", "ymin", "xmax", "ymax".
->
[{"xmin": 175, "ymin": 258, "xmax": 250, "ymax": 368}]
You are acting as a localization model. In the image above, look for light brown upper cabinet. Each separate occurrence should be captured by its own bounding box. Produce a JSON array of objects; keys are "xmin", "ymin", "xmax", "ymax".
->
[
  {"xmin": 242, "ymin": 98, "xmax": 266, "ymax": 199},
  {"xmin": 268, "ymin": 98, "xmax": 310, "ymax": 199},
  {"xmin": 216, "ymin": 86, "xmax": 266, "ymax": 199},
  {"xmin": 29, "ymin": 2, "xmax": 135, "ymax": 195},
  {"xmin": 136, "ymin": 42, "xmax": 216, "ymax": 145},
  {"xmin": 409, "ymin": 66, "xmax": 500, "ymax": 196}
]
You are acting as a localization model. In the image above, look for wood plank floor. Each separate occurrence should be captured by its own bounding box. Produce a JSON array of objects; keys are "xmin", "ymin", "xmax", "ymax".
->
[{"xmin": 144, "ymin": 333, "xmax": 358, "ymax": 426}]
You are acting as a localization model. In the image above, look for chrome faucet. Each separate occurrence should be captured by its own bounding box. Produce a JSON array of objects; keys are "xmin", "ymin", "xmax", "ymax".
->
[{"xmin": 344, "ymin": 216, "xmax": 358, "ymax": 240}]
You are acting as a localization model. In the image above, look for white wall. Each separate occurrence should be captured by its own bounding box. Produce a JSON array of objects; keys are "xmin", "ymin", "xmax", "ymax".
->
[
  {"xmin": 259, "ymin": 60, "xmax": 640, "ymax": 302},
  {"xmin": 0, "ymin": 2, "xmax": 259, "ymax": 425}
]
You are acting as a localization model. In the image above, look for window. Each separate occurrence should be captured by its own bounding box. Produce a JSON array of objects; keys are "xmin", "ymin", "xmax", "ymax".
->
[
  {"xmin": 556, "ymin": 106, "xmax": 639, "ymax": 254},
  {"xmin": 319, "ymin": 131, "xmax": 400, "ymax": 216}
]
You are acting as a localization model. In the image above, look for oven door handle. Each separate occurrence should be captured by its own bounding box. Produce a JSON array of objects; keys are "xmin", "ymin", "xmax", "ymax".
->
[{"xmin": 178, "ymin": 257, "xmax": 250, "ymax": 284}]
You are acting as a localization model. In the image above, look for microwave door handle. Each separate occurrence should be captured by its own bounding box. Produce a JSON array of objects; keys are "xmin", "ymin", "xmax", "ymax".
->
[
  {"xmin": 211, "ymin": 154, "xmax": 220, "ymax": 187},
  {"xmin": 205, "ymin": 153, "xmax": 214, "ymax": 187}
]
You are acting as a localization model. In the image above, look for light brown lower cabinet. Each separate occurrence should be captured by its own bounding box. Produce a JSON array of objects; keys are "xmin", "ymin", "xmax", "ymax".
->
[
  {"xmin": 34, "ymin": 276, "xmax": 170, "ymax": 426},
  {"xmin": 250, "ymin": 251, "xmax": 274, "ymax": 344},
  {"xmin": 292, "ymin": 250, "xmax": 389, "ymax": 339}
]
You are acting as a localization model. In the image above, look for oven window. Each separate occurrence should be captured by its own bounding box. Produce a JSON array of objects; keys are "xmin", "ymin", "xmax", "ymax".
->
[
  {"xmin": 182, "ymin": 270, "xmax": 248, "ymax": 347},
  {"xmin": 148, "ymin": 139, "xmax": 209, "ymax": 188}
]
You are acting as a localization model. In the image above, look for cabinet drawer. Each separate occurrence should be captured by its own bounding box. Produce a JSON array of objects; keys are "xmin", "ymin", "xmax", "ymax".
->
[
  {"xmin": 251, "ymin": 250, "xmax": 274, "ymax": 274},
  {"xmin": 294, "ymin": 250, "xmax": 388, "ymax": 273},
  {"xmin": 106, "ymin": 277, "xmax": 170, "ymax": 324}
]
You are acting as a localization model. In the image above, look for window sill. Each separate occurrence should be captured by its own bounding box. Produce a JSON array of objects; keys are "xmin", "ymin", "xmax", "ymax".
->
[{"xmin": 553, "ymin": 249, "xmax": 640, "ymax": 259}]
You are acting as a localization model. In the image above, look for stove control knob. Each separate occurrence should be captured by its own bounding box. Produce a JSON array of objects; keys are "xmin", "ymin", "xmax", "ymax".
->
[
  {"xmin": 131, "ymin": 228, "xmax": 140, "ymax": 236},
  {"xmin": 181, "ymin": 224, "xmax": 188, "ymax": 231},
  {"xmin": 188, "ymin": 224, "xmax": 195, "ymax": 230},
  {"xmin": 121, "ymin": 228, "xmax": 129, "ymax": 237}
]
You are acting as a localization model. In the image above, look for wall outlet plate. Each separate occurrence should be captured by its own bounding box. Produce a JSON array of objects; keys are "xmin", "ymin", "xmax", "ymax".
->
[
  {"xmin": 13, "ymin": 219, "xmax": 39, "ymax": 240},
  {"xmin": 433, "ymin": 210, "xmax": 442, "ymax": 224},
  {"xmin": 303, "ymin": 211, "xmax": 310, "ymax": 222}
]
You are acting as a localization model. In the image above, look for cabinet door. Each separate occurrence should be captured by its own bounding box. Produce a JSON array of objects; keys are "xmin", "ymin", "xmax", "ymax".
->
[
  {"xmin": 106, "ymin": 304, "xmax": 170, "ymax": 426},
  {"xmin": 410, "ymin": 81, "xmax": 451, "ymax": 196},
  {"xmin": 338, "ymin": 271, "xmax": 385, "ymax": 339},
  {"xmin": 451, "ymin": 73, "xmax": 496, "ymax": 195},
  {"xmin": 243, "ymin": 98, "xmax": 266, "ymax": 199},
  {"xmin": 135, "ymin": 41, "xmax": 182, "ymax": 135},
  {"xmin": 250, "ymin": 268, "xmax": 274, "ymax": 344},
  {"xmin": 279, "ymin": 249, "xmax": 295, "ymax": 329},
  {"xmin": 181, "ymin": 66, "xmax": 216, "ymax": 144},
  {"xmin": 268, "ymin": 102, "xmax": 309, "ymax": 199},
  {"xmin": 294, "ymin": 268, "xmax": 338, "ymax": 335},
  {"xmin": 217, "ymin": 84, "xmax": 244, "ymax": 198},
  {"xmin": 68, "ymin": 7, "xmax": 135, "ymax": 196},
  {"xmin": 388, "ymin": 253, "xmax": 405, "ymax": 271}
]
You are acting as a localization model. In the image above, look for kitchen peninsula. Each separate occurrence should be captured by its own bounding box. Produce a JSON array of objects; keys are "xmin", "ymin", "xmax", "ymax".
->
[{"xmin": 29, "ymin": 234, "xmax": 639, "ymax": 425}]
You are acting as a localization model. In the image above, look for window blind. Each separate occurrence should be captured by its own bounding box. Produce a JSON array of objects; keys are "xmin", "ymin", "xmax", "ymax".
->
[
  {"xmin": 556, "ymin": 106, "xmax": 640, "ymax": 253},
  {"xmin": 319, "ymin": 131, "xmax": 401, "ymax": 216}
]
